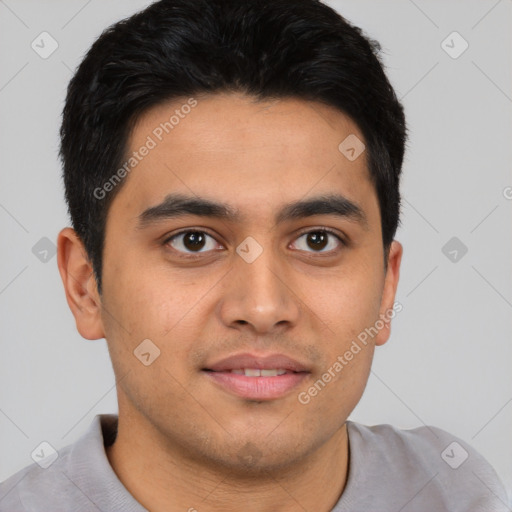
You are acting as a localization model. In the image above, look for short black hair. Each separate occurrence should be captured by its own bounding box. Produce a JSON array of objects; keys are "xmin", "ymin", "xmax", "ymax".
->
[{"xmin": 60, "ymin": 0, "xmax": 407, "ymax": 293}]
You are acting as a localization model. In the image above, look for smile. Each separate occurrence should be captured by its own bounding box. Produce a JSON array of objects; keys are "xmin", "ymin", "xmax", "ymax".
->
[
  {"xmin": 202, "ymin": 352, "xmax": 311, "ymax": 400},
  {"xmin": 229, "ymin": 368, "xmax": 289, "ymax": 376}
]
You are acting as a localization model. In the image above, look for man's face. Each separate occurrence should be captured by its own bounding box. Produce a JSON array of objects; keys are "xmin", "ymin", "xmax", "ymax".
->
[{"xmin": 94, "ymin": 92, "xmax": 401, "ymax": 471}]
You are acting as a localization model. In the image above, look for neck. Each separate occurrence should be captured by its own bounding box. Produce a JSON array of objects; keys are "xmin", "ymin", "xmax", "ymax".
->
[{"xmin": 106, "ymin": 413, "xmax": 349, "ymax": 512}]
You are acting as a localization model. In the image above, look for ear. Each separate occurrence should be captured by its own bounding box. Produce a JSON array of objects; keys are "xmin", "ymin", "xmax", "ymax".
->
[
  {"xmin": 57, "ymin": 227, "xmax": 105, "ymax": 340},
  {"xmin": 374, "ymin": 240, "xmax": 403, "ymax": 347}
]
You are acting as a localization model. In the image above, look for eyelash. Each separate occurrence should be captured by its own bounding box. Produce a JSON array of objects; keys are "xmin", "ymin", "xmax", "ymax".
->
[{"xmin": 162, "ymin": 227, "xmax": 346, "ymax": 258}]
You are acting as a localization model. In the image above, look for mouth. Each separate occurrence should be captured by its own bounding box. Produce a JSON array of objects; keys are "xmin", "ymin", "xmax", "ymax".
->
[
  {"xmin": 222, "ymin": 368, "xmax": 292, "ymax": 376},
  {"xmin": 202, "ymin": 353, "xmax": 311, "ymax": 401}
]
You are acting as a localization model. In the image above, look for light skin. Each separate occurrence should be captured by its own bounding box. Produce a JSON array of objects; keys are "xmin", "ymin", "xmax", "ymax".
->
[{"xmin": 57, "ymin": 92, "xmax": 402, "ymax": 512}]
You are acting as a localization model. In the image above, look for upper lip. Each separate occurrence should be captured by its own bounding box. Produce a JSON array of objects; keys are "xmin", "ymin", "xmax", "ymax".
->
[{"xmin": 204, "ymin": 353, "xmax": 310, "ymax": 373}]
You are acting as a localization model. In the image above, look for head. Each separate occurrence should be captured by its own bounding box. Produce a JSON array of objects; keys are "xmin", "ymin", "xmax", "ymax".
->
[{"xmin": 58, "ymin": 0, "xmax": 406, "ymax": 473}]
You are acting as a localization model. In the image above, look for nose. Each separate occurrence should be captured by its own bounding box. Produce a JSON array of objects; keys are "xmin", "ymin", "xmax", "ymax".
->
[{"xmin": 217, "ymin": 245, "xmax": 301, "ymax": 335}]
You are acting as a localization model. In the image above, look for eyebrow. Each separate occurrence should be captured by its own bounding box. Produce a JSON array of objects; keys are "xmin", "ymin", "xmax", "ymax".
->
[{"xmin": 137, "ymin": 192, "xmax": 368, "ymax": 229}]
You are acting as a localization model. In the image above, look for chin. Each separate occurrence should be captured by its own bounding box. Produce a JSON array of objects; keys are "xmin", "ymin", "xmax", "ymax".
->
[{"xmin": 197, "ymin": 431, "xmax": 312, "ymax": 476}]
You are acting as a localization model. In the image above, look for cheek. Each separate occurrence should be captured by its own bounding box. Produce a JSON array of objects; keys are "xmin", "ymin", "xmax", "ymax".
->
[
  {"xmin": 100, "ymin": 262, "xmax": 214, "ymax": 375},
  {"xmin": 314, "ymin": 263, "xmax": 384, "ymax": 341},
  {"xmin": 296, "ymin": 342, "xmax": 375, "ymax": 443},
  {"xmin": 104, "ymin": 282, "xmax": 175, "ymax": 336},
  {"xmin": 100, "ymin": 273, "xmax": 200, "ymax": 410},
  {"xmin": 102, "ymin": 251, "xmax": 193, "ymax": 334}
]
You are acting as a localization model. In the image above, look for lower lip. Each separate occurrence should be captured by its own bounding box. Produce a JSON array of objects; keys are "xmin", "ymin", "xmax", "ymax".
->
[{"xmin": 203, "ymin": 371, "xmax": 309, "ymax": 400}]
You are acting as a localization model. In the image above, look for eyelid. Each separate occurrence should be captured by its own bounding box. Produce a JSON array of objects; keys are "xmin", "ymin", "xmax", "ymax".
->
[
  {"xmin": 162, "ymin": 226, "xmax": 347, "ymax": 256},
  {"xmin": 291, "ymin": 227, "xmax": 346, "ymax": 252},
  {"xmin": 162, "ymin": 228, "xmax": 224, "ymax": 255},
  {"xmin": 163, "ymin": 227, "xmax": 221, "ymax": 243}
]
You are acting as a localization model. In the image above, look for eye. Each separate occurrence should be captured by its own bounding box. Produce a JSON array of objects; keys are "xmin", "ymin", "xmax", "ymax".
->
[
  {"xmin": 165, "ymin": 230, "xmax": 221, "ymax": 254},
  {"xmin": 291, "ymin": 229, "xmax": 344, "ymax": 253}
]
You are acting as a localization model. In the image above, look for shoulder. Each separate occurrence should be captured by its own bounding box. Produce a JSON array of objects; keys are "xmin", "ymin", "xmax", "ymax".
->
[
  {"xmin": 0, "ymin": 442, "xmax": 75, "ymax": 512},
  {"xmin": 0, "ymin": 414, "xmax": 127, "ymax": 512},
  {"xmin": 348, "ymin": 420, "xmax": 470, "ymax": 461},
  {"xmin": 343, "ymin": 421, "xmax": 510, "ymax": 511}
]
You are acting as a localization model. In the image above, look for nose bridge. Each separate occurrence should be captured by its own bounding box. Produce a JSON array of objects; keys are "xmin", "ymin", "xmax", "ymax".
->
[{"xmin": 218, "ymin": 239, "xmax": 301, "ymax": 333}]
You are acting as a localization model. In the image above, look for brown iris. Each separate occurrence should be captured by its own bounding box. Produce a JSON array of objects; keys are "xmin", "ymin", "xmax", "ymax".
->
[
  {"xmin": 306, "ymin": 231, "xmax": 328, "ymax": 251},
  {"xmin": 183, "ymin": 231, "xmax": 206, "ymax": 251}
]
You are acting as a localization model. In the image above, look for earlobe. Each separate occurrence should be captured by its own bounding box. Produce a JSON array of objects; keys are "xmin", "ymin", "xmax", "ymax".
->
[
  {"xmin": 57, "ymin": 227, "xmax": 105, "ymax": 340},
  {"xmin": 375, "ymin": 240, "xmax": 403, "ymax": 347}
]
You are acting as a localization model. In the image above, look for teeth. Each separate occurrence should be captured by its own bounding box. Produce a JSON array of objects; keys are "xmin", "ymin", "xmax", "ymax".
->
[
  {"xmin": 244, "ymin": 369, "xmax": 261, "ymax": 377},
  {"xmin": 261, "ymin": 369, "xmax": 286, "ymax": 377},
  {"xmin": 230, "ymin": 369, "xmax": 288, "ymax": 377}
]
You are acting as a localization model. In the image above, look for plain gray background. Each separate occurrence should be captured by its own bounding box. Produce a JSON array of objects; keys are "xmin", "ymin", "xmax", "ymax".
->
[{"xmin": 1, "ymin": 0, "xmax": 511, "ymax": 502}]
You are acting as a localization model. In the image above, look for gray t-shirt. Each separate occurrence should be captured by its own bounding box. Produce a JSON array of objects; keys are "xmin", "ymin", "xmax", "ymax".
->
[{"xmin": 0, "ymin": 414, "xmax": 509, "ymax": 511}]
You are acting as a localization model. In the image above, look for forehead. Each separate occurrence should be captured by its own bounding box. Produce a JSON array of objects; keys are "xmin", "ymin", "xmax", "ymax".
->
[
  {"xmin": 132, "ymin": 92, "xmax": 366, "ymax": 157},
  {"xmin": 110, "ymin": 92, "xmax": 378, "ymax": 227}
]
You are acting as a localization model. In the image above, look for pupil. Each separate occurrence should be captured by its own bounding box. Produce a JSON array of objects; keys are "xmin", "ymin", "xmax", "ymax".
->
[
  {"xmin": 307, "ymin": 231, "xmax": 327, "ymax": 250},
  {"xmin": 184, "ymin": 232, "xmax": 205, "ymax": 251}
]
